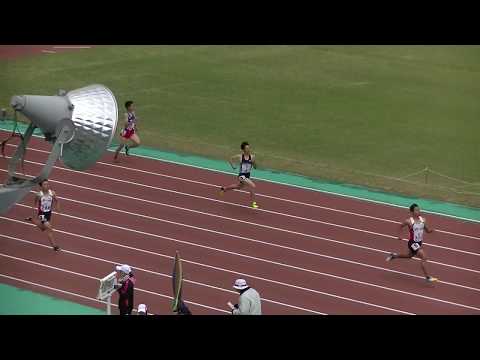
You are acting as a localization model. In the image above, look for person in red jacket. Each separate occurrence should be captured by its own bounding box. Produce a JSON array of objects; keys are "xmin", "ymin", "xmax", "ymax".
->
[{"xmin": 114, "ymin": 264, "xmax": 136, "ymax": 315}]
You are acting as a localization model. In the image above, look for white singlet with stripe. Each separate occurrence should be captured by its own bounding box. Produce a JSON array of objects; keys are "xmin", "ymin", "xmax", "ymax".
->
[
  {"xmin": 38, "ymin": 190, "xmax": 54, "ymax": 213},
  {"xmin": 409, "ymin": 216, "xmax": 425, "ymax": 243}
]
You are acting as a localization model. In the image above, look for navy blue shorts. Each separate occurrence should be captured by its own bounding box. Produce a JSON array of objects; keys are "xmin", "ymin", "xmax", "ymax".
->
[
  {"xmin": 238, "ymin": 173, "xmax": 251, "ymax": 182},
  {"xmin": 38, "ymin": 211, "xmax": 52, "ymax": 224},
  {"xmin": 408, "ymin": 240, "xmax": 422, "ymax": 255}
]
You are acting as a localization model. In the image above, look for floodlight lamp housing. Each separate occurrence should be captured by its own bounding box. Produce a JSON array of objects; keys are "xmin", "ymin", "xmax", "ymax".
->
[{"xmin": 0, "ymin": 84, "xmax": 118, "ymax": 215}]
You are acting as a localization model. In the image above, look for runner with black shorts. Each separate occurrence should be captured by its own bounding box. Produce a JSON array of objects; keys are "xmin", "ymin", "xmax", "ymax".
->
[
  {"xmin": 26, "ymin": 179, "xmax": 61, "ymax": 251},
  {"xmin": 386, "ymin": 203, "xmax": 437, "ymax": 282},
  {"xmin": 220, "ymin": 141, "xmax": 258, "ymax": 209}
]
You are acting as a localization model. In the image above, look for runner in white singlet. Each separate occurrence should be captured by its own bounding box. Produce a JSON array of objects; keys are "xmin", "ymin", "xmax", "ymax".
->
[
  {"xmin": 220, "ymin": 141, "xmax": 258, "ymax": 209},
  {"xmin": 26, "ymin": 179, "xmax": 61, "ymax": 251},
  {"xmin": 386, "ymin": 203, "xmax": 437, "ymax": 282}
]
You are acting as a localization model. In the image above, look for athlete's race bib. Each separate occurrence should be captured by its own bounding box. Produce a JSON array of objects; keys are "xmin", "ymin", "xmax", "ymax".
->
[
  {"xmin": 40, "ymin": 201, "xmax": 52, "ymax": 212},
  {"xmin": 241, "ymin": 163, "xmax": 251, "ymax": 173}
]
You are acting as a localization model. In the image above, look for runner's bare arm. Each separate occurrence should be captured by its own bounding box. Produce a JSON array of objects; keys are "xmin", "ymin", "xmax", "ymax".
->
[
  {"xmin": 123, "ymin": 113, "xmax": 128, "ymax": 128},
  {"xmin": 52, "ymin": 191, "xmax": 61, "ymax": 212},
  {"xmin": 398, "ymin": 219, "xmax": 409, "ymax": 240},
  {"xmin": 424, "ymin": 220, "xmax": 434, "ymax": 233},
  {"xmin": 229, "ymin": 154, "xmax": 241, "ymax": 170},
  {"xmin": 33, "ymin": 195, "xmax": 39, "ymax": 216},
  {"xmin": 252, "ymin": 154, "xmax": 257, "ymax": 169}
]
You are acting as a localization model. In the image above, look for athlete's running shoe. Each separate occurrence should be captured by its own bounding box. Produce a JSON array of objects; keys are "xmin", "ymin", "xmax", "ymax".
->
[
  {"xmin": 386, "ymin": 253, "xmax": 397, "ymax": 261},
  {"xmin": 25, "ymin": 217, "xmax": 33, "ymax": 222},
  {"xmin": 252, "ymin": 202, "xmax": 259, "ymax": 209},
  {"xmin": 53, "ymin": 245, "xmax": 61, "ymax": 252},
  {"xmin": 125, "ymin": 145, "xmax": 130, "ymax": 156},
  {"xmin": 426, "ymin": 276, "xmax": 438, "ymax": 283},
  {"xmin": 219, "ymin": 186, "xmax": 225, "ymax": 196}
]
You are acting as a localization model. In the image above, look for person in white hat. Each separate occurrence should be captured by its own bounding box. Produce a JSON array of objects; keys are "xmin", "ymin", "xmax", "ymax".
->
[
  {"xmin": 114, "ymin": 264, "xmax": 136, "ymax": 315},
  {"xmin": 227, "ymin": 279, "xmax": 262, "ymax": 315},
  {"xmin": 137, "ymin": 304, "xmax": 147, "ymax": 315}
]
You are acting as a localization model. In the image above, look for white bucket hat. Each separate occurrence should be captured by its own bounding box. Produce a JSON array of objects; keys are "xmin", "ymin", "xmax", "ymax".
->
[
  {"xmin": 116, "ymin": 264, "xmax": 132, "ymax": 274},
  {"xmin": 233, "ymin": 279, "xmax": 249, "ymax": 290}
]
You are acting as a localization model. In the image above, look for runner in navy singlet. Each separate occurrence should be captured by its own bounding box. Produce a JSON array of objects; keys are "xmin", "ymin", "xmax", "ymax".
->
[
  {"xmin": 386, "ymin": 203, "xmax": 438, "ymax": 282},
  {"xmin": 220, "ymin": 141, "xmax": 258, "ymax": 209},
  {"xmin": 25, "ymin": 179, "xmax": 61, "ymax": 251},
  {"xmin": 114, "ymin": 100, "xmax": 141, "ymax": 161}
]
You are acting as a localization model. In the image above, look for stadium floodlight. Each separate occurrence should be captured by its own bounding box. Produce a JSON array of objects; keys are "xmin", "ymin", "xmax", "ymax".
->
[{"xmin": 0, "ymin": 84, "xmax": 118, "ymax": 214}]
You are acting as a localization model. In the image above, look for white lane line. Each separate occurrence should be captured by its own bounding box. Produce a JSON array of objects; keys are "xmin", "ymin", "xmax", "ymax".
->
[
  {"xmin": 92, "ymin": 162, "xmax": 480, "ymax": 240},
  {"xmin": 0, "ymin": 252, "xmax": 228, "ymax": 314},
  {"xmin": 3, "ymin": 216, "xmax": 479, "ymax": 296},
  {"xmin": 6, "ymin": 142, "xmax": 480, "ymax": 233},
  {"xmin": 8, "ymin": 181, "xmax": 480, "ymax": 275},
  {"xmin": 0, "ymin": 233, "xmax": 325, "ymax": 315},
  {"xmin": 10, "ymin": 190, "xmax": 480, "ymax": 275},
  {"xmin": 0, "ymin": 216, "xmax": 416, "ymax": 314},
  {"xmin": 0, "ymin": 218, "xmax": 413, "ymax": 314},
  {"xmin": 6, "ymin": 216, "xmax": 480, "ymax": 294},
  {"xmin": 7, "ymin": 172, "xmax": 480, "ymax": 288},
  {"xmin": 14, "ymin": 186, "xmax": 480, "ymax": 275},
  {"xmin": 59, "ymin": 181, "xmax": 480, "ymax": 256},
  {"xmin": 107, "ymin": 147, "xmax": 480, "ymax": 224},
  {"xmin": 41, "ymin": 50, "xmax": 57, "ymax": 54},
  {"xmin": 2, "ymin": 164, "xmax": 477, "ymax": 258},
  {"xmin": 48, "ymin": 171, "xmax": 480, "ymax": 253},
  {"xmin": 36, "ymin": 185, "xmax": 480, "ymax": 271},
  {"xmin": 5, "ymin": 206, "xmax": 479, "ymax": 312}
]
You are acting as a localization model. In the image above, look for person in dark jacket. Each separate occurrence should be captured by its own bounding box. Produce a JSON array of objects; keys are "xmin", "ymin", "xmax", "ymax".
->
[
  {"xmin": 114, "ymin": 264, "xmax": 136, "ymax": 315},
  {"xmin": 175, "ymin": 299, "xmax": 192, "ymax": 315}
]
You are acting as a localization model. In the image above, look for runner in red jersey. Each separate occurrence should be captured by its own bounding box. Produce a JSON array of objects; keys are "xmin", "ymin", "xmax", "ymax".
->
[{"xmin": 114, "ymin": 100, "xmax": 141, "ymax": 161}]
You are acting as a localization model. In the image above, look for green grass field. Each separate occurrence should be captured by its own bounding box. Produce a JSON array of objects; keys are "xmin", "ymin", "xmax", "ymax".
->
[{"xmin": 1, "ymin": 45, "xmax": 479, "ymax": 206}]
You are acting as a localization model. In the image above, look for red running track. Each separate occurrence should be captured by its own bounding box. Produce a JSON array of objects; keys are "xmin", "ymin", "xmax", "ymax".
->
[
  {"xmin": 0, "ymin": 135, "xmax": 479, "ymax": 314},
  {"xmin": 0, "ymin": 45, "xmax": 94, "ymax": 60}
]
